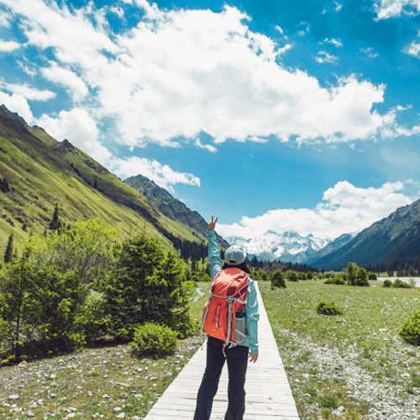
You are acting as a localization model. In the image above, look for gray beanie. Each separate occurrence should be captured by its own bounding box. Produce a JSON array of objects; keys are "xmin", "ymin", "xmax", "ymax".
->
[{"xmin": 224, "ymin": 245, "xmax": 247, "ymax": 265}]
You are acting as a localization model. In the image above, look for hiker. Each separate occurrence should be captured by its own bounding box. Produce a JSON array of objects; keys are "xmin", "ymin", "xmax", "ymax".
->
[{"xmin": 194, "ymin": 216, "xmax": 260, "ymax": 420}]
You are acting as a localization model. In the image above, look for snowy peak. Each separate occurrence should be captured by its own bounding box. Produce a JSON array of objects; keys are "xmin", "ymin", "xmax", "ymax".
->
[{"xmin": 226, "ymin": 231, "xmax": 331, "ymax": 263}]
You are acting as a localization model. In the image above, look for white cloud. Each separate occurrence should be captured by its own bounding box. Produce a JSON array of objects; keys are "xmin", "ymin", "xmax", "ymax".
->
[
  {"xmin": 315, "ymin": 50, "xmax": 338, "ymax": 64},
  {"xmin": 334, "ymin": 1, "xmax": 343, "ymax": 12},
  {"xmin": 0, "ymin": 90, "xmax": 34, "ymax": 123},
  {"xmin": 0, "ymin": 9, "xmax": 10, "ymax": 27},
  {"xmin": 37, "ymin": 108, "xmax": 110, "ymax": 164},
  {"xmin": 0, "ymin": 80, "xmax": 55, "ymax": 101},
  {"xmin": 405, "ymin": 36, "xmax": 420, "ymax": 58},
  {"xmin": 274, "ymin": 25, "xmax": 284, "ymax": 34},
  {"xmin": 41, "ymin": 64, "xmax": 88, "ymax": 101},
  {"xmin": 1, "ymin": 0, "xmax": 417, "ymax": 149},
  {"xmin": 110, "ymin": 156, "xmax": 200, "ymax": 191},
  {"xmin": 323, "ymin": 38, "xmax": 342, "ymax": 48},
  {"xmin": 0, "ymin": 39, "xmax": 20, "ymax": 51},
  {"xmin": 218, "ymin": 181, "xmax": 413, "ymax": 240},
  {"xmin": 37, "ymin": 107, "xmax": 200, "ymax": 191},
  {"xmin": 361, "ymin": 46, "xmax": 379, "ymax": 59},
  {"xmin": 374, "ymin": 0, "xmax": 420, "ymax": 19}
]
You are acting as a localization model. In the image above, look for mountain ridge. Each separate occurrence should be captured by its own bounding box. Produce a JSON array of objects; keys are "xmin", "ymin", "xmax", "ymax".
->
[
  {"xmin": 311, "ymin": 198, "xmax": 420, "ymax": 270},
  {"xmin": 0, "ymin": 105, "xmax": 206, "ymax": 256}
]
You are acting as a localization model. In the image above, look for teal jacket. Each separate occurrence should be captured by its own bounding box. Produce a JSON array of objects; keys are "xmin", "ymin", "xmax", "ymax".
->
[{"xmin": 208, "ymin": 230, "xmax": 259, "ymax": 354}]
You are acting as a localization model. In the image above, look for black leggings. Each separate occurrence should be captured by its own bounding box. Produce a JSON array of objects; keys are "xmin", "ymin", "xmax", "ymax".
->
[{"xmin": 194, "ymin": 337, "xmax": 249, "ymax": 420}]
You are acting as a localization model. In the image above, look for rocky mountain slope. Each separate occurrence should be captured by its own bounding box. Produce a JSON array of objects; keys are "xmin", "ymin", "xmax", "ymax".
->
[
  {"xmin": 125, "ymin": 174, "xmax": 228, "ymax": 247},
  {"xmin": 311, "ymin": 198, "xmax": 420, "ymax": 270}
]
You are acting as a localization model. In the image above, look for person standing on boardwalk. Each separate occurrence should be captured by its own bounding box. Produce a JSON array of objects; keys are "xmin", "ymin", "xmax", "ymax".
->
[{"xmin": 194, "ymin": 216, "xmax": 260, "ymax": 420}]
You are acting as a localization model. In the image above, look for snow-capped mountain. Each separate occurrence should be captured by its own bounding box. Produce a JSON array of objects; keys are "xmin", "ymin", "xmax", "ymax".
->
[{"xmin": 226, "ymin": 230, "xmax": 331, "ymax": 263}]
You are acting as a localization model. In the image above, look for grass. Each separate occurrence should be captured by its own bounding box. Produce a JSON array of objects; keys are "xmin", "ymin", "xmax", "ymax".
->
[
  {"xmin": 260, "ymin": 279, "xmax": 419, "ymax": 419},
  {"xmin": 0, "ymin": 119, "xmax": 204, "ymax": 253},
  {"xmin": 0, "ymin": 282, "xmax": 209, "ymax": 419}
]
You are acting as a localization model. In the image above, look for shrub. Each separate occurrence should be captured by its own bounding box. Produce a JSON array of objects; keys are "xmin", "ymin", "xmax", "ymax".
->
[
  {"xmin": 317, "ymin": 301, "xmax": 343, "ymax": 316},
  {"xmin": 368, "ymin": 272, "xmax": 377, "ymax": 280},
  {"xmin": 287, "ymin": 271, "xmax": 299, "ymax": 282},
  {"xmin": 383, "ymin": 279, "xmax": 392, "ymax": 288},
  {"xmin": 306, "ymin": 272, "xmax": 314, "ymax": 280},
  {"xmin": 392, "ymin": 279, "xmax": 414, "ymax": 289},
  {"xmin": 271, "ymin": 270, "xmax": 286, "ymax": 289},
  {"xmin": 324, "ymin": 277, "xmax": 346, "ymax": 285},
  {"xmin": 400, "ymin": 310, "xmax": 420, "ymax": 346},
  {"xmin": 131, "ymin": 322, "xmax": 178, "ymax": 357}
]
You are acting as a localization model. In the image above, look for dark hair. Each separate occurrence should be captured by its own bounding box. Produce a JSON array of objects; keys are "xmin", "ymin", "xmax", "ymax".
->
[{"xmin": 222, "ymin": 260, "xmax": 251, "ymax": 274}]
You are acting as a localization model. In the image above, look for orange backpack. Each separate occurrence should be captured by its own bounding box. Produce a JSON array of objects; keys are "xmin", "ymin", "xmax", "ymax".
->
[{"xmin": 202, "ymin": 267, "xmax": 250, "ymax": 352}]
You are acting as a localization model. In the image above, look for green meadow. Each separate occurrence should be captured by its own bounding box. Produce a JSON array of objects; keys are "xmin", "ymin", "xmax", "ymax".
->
[{"xmin": 260, "ymin": 280, "xmax": 419, "ymax": 420}]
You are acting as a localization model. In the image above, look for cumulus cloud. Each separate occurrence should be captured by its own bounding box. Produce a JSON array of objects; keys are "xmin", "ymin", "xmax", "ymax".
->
[
  {"xmin": 37, "ymin": 107, "xmax": 200, "ymax": 191},
  {"xmin": 1, "ymin": 0, "xmax": 415, "ymax": 150},
  {"xmin": 0, "ymin": 39, "xmax": 20, "ymax": 51},
  {"xmin": 374, "ymin": 0, "xmax": 420, "ymax": 19},
  {"xmin": 110, "ymin": 156, "xmax": 200, "ymax": 191},
  {"xmin": 0, "ymin": 90, "xmax": 34, "ymax": 122},
  {"xmin": 0, "ymin": 80, "xmax": 55, "ymax": 101},
  {"xmin": 218, "ymin": 181, "xmax": 413, "ymax": 240},
  {"xmin": 41, "ymin": 64, "xmax": 88, "ymax": 101}
]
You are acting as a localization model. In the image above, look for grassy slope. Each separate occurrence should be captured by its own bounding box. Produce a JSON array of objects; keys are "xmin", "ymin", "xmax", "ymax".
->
[
  {"xmin": 0, "ymin": 283, "xmax": 208, "ymax": 419},
  {"xmin": 260, "ymin": 280, "xmax": 419, "ymax": 419},
  {"xmin": 0, "ymin": 114, "xmax": 202, "ymax": 253}
]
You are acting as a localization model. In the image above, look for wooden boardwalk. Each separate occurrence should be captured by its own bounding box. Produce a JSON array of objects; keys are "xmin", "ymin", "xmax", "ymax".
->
[{"xmin": 144, "ymin": 283, "xmax": 300, "ymax": 419}]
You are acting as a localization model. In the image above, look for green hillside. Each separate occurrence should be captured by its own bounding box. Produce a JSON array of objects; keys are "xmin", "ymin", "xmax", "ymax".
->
[{"xmin": 0, "ymin": 105, "xmax": 205, "ymax": 254}]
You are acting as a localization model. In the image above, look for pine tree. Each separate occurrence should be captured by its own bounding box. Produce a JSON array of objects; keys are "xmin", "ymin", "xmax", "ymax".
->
[
  {"xmin": 49, "ymin": 203, "xmax": 62, "ymax": 231},
  {"xmin": 4, "ymin": 233, "xmax": 14, "ymax": 263},
  {"xmin": 0, "ymin": 177, "xmax": 11, "ymax": 192}
]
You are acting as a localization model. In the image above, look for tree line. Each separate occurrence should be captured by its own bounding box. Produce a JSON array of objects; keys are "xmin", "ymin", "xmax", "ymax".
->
[{"xmin": 0, "ymin": 217, "xmax": 206, "ymax": 365}]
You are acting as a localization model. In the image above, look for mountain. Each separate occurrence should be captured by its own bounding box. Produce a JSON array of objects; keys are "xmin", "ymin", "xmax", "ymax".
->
[
  {"xmin": 305, "ymin": 233, "xmax": 355, "ymax": 265},
  {"xmin": 0, "ymin": 105, "xmax": 206, "ymax": 256},
  {"xmin": 125, "ymin": 174, "xmax": 228, "ymax": 248},
  {"xmin": 312, "ymin": 199, "xmax": 420, "ymax": 270},
  {"xmin": 226, "ymin": 230, "xmax": 330, "ymax": 263}
]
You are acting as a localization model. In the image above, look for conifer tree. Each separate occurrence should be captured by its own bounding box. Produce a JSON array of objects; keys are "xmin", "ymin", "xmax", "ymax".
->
[
  {"xmin": 49, "ymin": 203, "xmax": 62, "ymax": 231},
  {"xmin": 4, "ymin": 233, "xmax": 14, "ymax": 263}
]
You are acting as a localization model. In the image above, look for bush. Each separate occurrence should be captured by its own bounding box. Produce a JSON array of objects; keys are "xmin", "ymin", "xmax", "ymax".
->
[
  {"xmin": 287, "ymin": 271, "xmax": 299, "ymax": 282},
  {"xmin": 383, "ymin": 279, "xmax": 392, "ymax": 288},
  {"xmin": 392, "ymin": 279, "xmax": 414, "ymax": 289},
  {"xmin": 271, "ymin": 270, "xmax": 286, "ymax": 289},
  {"xmin": 346, "ymin": 262, "xmax": 369, "ymax": 286},
  {"xmin": 368, "ymin": 272, "xmax": 377, "ymax": 280},
  {"xmin": 324, "ymin": 277, "xmax": 346, "ymax": 285},
  {"xmin": 400, "ymin": 310, "xmax": 420, "ymax": 346},
  {"xmin": 317, "ymin": 301, "xmax": 343, "ymax": 316},
  {"xmin": 131, "ymin": 322, "xmax": 178, "ymax": 357}
]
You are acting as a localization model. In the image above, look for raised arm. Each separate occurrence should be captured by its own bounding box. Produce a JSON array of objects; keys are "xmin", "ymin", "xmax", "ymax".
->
[
  {"xmin": 208, "ymin": 216, "xmax": 222, "ymax": 279},
  {"xmin": 246, "ymin": 279, "xmax": 260, "ymax": 358}
]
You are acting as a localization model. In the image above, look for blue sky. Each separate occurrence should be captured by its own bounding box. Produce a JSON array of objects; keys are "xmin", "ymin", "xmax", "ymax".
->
[{"xmin": 0, "ymin": 0, "xmax": 419, "ymax": 239}]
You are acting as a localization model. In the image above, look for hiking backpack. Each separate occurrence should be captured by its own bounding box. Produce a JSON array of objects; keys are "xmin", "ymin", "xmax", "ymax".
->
[{"xmin": 202, "ymin": 267, "xmax": 250, "ymax": 351}]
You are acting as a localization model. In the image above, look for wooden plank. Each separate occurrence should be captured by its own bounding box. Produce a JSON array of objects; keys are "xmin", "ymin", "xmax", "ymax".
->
[{"xmin": 144, "ymin": 282, "xmax": 300, "ymax": 419}]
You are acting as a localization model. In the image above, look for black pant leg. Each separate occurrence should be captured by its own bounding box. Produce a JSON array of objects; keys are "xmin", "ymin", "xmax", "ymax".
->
[
  {"xmin": 194, "ymin": 338, "xmax": 226, "ymax": 420},
  {"xmin": 225, "ymin": 345, "xmax": 248, "ymax": 420}
]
